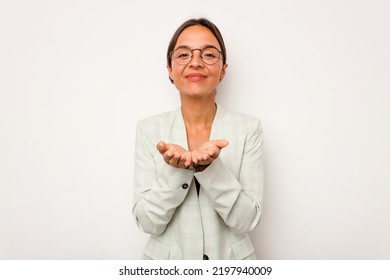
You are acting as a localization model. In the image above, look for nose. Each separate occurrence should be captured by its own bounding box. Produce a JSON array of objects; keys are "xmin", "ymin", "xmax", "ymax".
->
[{"xmin": 189, "ymin": 49, "xmax": 204, "ymax": 67}]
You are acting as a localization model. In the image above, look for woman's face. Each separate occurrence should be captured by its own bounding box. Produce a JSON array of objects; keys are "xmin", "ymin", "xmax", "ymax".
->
[{"xmin": 167, "ymin": 25, "xmax": 227, "ymax": 98}]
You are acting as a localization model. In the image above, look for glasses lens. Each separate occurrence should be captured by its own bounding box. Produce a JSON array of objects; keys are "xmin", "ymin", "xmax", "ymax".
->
[
  {"xmin": 201, "ymin": 47, "xmax": 220, "ymax": 65},
  {"xmin": 172, "ymin": 47, "xmax": 221, "ymax": 65},
  {"xmin": 173, "ymin": 47, "xmax": 192, "ymax": 65}
]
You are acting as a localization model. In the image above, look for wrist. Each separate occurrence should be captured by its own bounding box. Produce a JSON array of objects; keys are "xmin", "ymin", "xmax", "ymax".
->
[{"xmin": 194, "ymin": 164, "xmax": 210, "ymax": 172}]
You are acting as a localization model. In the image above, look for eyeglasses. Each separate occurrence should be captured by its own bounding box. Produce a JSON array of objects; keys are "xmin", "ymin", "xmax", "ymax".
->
[{"xmin": 171, "ymin": 46, "xmax": 222, "ymax": 65}]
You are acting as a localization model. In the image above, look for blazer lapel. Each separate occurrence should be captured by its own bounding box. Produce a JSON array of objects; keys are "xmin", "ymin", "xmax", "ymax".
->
[
  {"xmin": 171, "ymin": 107, "xmax": 189, "ymax": 150},
  {"xmin": 210, "ymin": 103, "xmax": 224, "ymax": 140}
]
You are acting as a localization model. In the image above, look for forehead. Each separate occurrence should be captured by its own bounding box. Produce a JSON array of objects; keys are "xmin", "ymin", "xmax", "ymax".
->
[{"xmin": 175, "ymin": 25, "xmax": 221, "ymax": 49}]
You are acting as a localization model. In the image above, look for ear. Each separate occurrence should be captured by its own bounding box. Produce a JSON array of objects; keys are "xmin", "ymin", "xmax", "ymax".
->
[
  {"xmin": 167, "ymin": 64, "xmax": 174, "ymax": 83},
  {"xmin": 219, "ymin": 63, "xmax": 228, "ymax": 81}
]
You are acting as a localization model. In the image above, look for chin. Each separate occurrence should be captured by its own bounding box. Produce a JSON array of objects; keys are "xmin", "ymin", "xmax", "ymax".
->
[
  {"xmin": 183, "ymin": 86, "xmax": 216, "ymax": 96},
  {"xmin": 183, "ymin": 90, "xmax": 213, "ymax": 98}
]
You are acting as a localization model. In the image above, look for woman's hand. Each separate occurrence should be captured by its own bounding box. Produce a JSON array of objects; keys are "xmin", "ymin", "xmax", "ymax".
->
[
  {"xmin": 191, "ymin": 139, "xmax": 229, "ymax": 166},
  {"xmin": 156, "ymin": 139, "xmax": 228, "ymax": 170},
  {"xmin": 156, "ymin": 141, "xmax": 192, "ymax": 169}
]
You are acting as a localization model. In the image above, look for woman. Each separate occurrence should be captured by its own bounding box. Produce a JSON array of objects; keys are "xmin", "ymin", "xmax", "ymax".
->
[{"xmin": 133, "ymin": 18, "xmax": 264, "ymax": 260}]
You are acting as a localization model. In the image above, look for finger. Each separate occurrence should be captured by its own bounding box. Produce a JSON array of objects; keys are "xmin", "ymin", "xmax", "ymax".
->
[
  {"xmin": 195, "ymin": 154, "xmax": 206, "ymax": 164},
  {"xmin": 176, "ymin": 152, "xmax": 188, "ymax": 168},
  {"xmin": 168, "ymin": 155, "xmax": 180, "ymax": 167},
  {"xmin": 187, "ymin": 152, "xmax": 194, "ymax": 167},
  {"xmin": 173, "ymin": 152, "xmax": 181, "ymax": 160},
  {"xmin": 163, "ymin": 149, "xmax": 174, "ymax": 162},
  {"xmin": 178, "ymin": 157, "xmax": 189, "ymax": 169},
  {"xmin": 193, "ymin": 156, "xmax": 200, "ymax": 164},
  {"xmin": 163, "ymin": 154, "xmax": 172, "ymax": 163},
  {"xmin": 212, "ymin": 139, "xmax": 229, "ymax": 149},
  {"xmin": 174, "ymin": 153, "xmax": 184, "ymax": 166},
  {"xmin": 209, "ymin": 148, "xmax": 221, "ymax": 159},
  {"xmin": 156, "ymin": 141, "xmax": 167, "ymax": 153},
  {"xmin": 196, "ymin": 152, "xmax": 206, "ymax": 162},
  {"xmin": 182, "ymin": 152, "xmax": 192, "ymax": 167},
  {"xmin": 208, "ymin": 149, "xmax": 216, "ymax": 157}
]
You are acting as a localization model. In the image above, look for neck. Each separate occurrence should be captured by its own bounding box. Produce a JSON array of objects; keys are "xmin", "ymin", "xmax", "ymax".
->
[{"xmin": 180, "ymin": 94, "xmax": 217, "ymax": 128}]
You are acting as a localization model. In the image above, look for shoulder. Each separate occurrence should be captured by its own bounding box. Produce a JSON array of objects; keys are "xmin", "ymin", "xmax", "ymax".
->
[
  {"xmin": 136, "ymin": 109, "xmax": 178, "ymax": 130},
  {"xmin": 135, "ymin": 108, "xmax": 181, "ymax": 146},
  {"xmin": 218, "ymin": 105, "xmax": 262, "ymax": 132}
]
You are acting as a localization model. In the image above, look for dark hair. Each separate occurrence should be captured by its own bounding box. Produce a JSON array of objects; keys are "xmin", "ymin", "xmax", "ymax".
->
[{"xmin": 167, "ymin": 18, "xmax": 227, "ymax": 83}]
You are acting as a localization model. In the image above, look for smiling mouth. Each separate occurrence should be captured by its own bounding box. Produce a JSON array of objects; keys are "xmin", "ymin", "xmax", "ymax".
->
[{"xmin": 186, "ymin": 73, "xmax": 207, "ymax": 81}]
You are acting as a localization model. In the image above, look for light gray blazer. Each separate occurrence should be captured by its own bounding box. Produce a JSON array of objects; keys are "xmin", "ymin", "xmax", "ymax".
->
[{"xmin": 133, "ymin": 104, "xmax": 264, "ymax": 260}]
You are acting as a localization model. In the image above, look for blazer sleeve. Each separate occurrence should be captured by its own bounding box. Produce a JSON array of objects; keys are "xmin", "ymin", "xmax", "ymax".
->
[
  {"xmin": 132, "ymin": 120, "xmax": 194, "ymax": 236},
  {"xmin": 194, "ymin": 119, "xmax": 264, "ymax": 235}
]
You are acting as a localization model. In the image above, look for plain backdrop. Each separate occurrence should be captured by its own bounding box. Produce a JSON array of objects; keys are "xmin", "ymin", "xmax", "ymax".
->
[{"xmin": 1, "ymin": 0, "xmax": 389, "ymax": 259}]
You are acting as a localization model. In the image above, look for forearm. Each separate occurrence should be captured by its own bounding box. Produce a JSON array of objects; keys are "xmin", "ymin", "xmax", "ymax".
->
[
  {"xmin": 194, "ymin": 158, "xmax": 263, "ymax": 235},
  {"xmin": 133, "ymin": 163, "xmax": 194, "ymax": 235}
]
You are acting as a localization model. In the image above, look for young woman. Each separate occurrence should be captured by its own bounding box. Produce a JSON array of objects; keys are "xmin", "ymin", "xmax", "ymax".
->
[{"xmin": 133, "ymin": 18, "xmax": 264, "ymax": 260}]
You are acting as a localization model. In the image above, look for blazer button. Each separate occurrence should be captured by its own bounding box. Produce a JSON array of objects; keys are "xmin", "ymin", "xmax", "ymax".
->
[
  {"xmin": 181, "ymin": 183, "xmax": 189, "ymax": 189},
  {"xmin": 203, "ymin": 254, "xmax": 209, "ymax": 260}
]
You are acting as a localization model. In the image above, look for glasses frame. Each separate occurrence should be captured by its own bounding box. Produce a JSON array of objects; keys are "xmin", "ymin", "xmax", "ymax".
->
[{"xmin": 170, "ymin": 46, "xmax": 223, "ymax": 66}]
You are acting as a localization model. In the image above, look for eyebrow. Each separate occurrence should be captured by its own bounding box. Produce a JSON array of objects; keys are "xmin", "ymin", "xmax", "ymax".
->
[{"xmin": 174, "ymin": 44, "xmax": 220, "ymax": 50}]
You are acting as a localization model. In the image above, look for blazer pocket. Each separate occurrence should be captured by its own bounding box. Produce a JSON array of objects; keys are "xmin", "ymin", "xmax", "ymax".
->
[
  {"xmin": 231, "ymin": 236, "xmax": 256, "ymax": 260},
  {"xmin": 143, "ymin": 237, "xmax": 170, "ymax": 260}
]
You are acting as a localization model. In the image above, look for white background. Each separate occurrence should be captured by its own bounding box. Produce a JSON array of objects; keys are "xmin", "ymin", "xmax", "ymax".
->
[{"xmin": 1, "ymin": 0, "xmax": 389, "ymax": 259}]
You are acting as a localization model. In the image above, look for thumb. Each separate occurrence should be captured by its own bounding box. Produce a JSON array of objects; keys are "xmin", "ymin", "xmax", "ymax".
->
[
  {"xmin": 156, "ymin": 141, "xmax": 167, "ymax": 153},
  {"xmin": 211, "ymin": 139, "xmax": 229, "ymax": 149}
]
